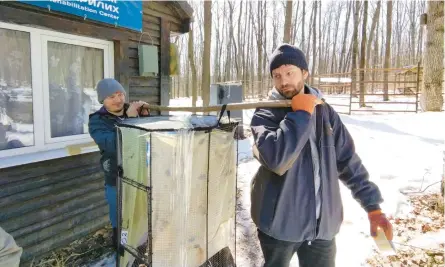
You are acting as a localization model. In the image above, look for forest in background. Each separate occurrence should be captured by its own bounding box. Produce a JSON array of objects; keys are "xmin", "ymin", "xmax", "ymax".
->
[{"xmin": 169, "ymin": 0, "xmax": 443, "ymax": 112}]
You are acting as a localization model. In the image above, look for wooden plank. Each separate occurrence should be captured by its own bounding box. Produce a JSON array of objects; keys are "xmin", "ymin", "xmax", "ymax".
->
[
  {"xmin": 143, "ymin": 14, "xmax": 161, "ymax": 24},
  {"xmin": 0, "ymin": 167, "xmax": 100, "ymax": 205},
  {"xmin": 4, "ymin": 191, "xmax": 106, "ymax": 234},
  {"xmin": 129, "ymin": 95, "xmax": 160, "ymax": 104},
  {"xmin": 350, "ymin": 109, "xmax": 417, "ymax": 113},
  {"xmin": 144, "ymin": 2, "xmax": 182, "ymax": 24},
  {"xmin": 350, "ymin": 101, "xmax": 417, "ymax": 105},
  {"xmin": 142, "ymin": 99, "xmax": 324, "ymax": 113},
  {"xmin": 130, "ymin": 86, "xmax": 161, "ymax": 96},
  {"xmin": 127, "ymin": 67, "xmax": 140, "ymax": 77},
  {"xmin": 128, "ymin": 57, "xmax": 139, "ymax": 69},
  {"xmin": 128, "ymin": 36, "xmax": 161, "ymax": 46},
  {"xmin": 169, "ymin": 22, "xmax": 186, "ymax": 34},
  {"xmin": 20, "ymin": 215, "xmax": 108, "ymax": 263},
  {"xmin": 143, "ymin": 9, "xmax": 182, "ymax": 25},
  {"xmin": 160, "ymin": 18, "xmax": 171, "ymax": 113},
  {"xmin": 0, "ymin": 177, "xmax": 103, "ymax": 222},
  {"xmin": 127, "ymin": 47, "xmax": 139, "ymax": 59},
  {"xmin": 143, "ymin": 22, "xmax": 161, "ymax": 31},
  {"xmin": 0, "ymin": 152, "xmax": 100, "ymax": 186},
  {"xmin": 140, "ymin": 28, "xmax": 162, "ymax": 39},
  {"xmin": 15, "ymin": 205, "xmax": 108, "ymax": 248},
  {"xmin": 145, "ymin": 1, "xmax": 177, "ymax": 17},
  {"xmin": 129, "ymin": 77, "xmax": 160, "ymax": 87}
]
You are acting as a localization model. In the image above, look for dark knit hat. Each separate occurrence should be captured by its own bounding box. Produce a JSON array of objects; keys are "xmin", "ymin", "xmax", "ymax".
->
[
  {"xmin": 269, "ymin": 43, "xmax": 308, "ymax": 76},
  {"xmin": 96, "ymin": 78, "xmax": 126, "ymax": 104}
]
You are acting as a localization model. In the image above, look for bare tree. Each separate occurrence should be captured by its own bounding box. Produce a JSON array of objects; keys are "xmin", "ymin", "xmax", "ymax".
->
[
  {"xmin": 351, "ymin": 1, "xmax": 360, "ymax": 97},
  {"xmin": 383, "ymin": 0, "xmax": 393, "ymax": 101},
  {"xmin": 408, "ymin": 0, "xmax": 417, "ymax": 64},
  {"xmin": 339, "ymin": 1, "xmax": 352, "ymax": 73},
  {"xmin": 420, "ymin": 0, "xmax": 444, "ymax": 111},
  {"xmin": 201, "ymin": 0, "xmax": 212, "ymax": 107},
  {"xmin": 359, "ymin": 0, "xmax": 368, "ymax": 107},
  {"xmin": 301, "ymin": 1, "xmax": 305, "ymax": 51},
  {"xmin": 236, "ymin": 0, "xmax": 243, "ymax": 80},
  {"xmin": 310, "ymin": 1, "xmax": 318, "ymax": 85},
  {"xmin": 366, "ymin": 1, "xmax": 381, "ymax": 67},
  {"xmin": 330, "ymin": 3, "xmax": 342, "ymax": 73},
  {"xmin": 291, "ymin": 1, "xmax": 300, "ymax": 45},
  {"xmin": 188, "ymin": 28, "xmax": 198, "ymax": 107},
  {"xmin": 283, "ymin": 0, "xmax": 293, "ymax": 43}
]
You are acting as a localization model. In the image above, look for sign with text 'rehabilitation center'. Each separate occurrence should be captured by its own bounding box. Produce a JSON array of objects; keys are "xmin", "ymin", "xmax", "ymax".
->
[{"xmin": 20, "ymin": 0, "xmax": 143, "ymax": 32}]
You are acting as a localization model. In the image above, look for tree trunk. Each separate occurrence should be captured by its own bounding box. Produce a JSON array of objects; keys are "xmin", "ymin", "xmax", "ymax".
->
[
  {"xmin": 330, "ymin": 3, "xmax": 342, "ymax": 74},
  {"xmin": 201, "ymin": 1, "xmax": 212, "ymax": 108},
  {"xmin": 301, "ymin": 1, "xmax": 305, "ymax": 51},
  {"xmin": 409, "ymin": 1, "xmax": 417, "ymax": 64},
  {"xmin": 262, "ymin": 1, "xmax": 268, "ymax": 97},
  {"xmin": 383, "ymin": 0, "xmax": 393, "ymax": 101},
  {"xmin": 306, "ymin": 3, "xmax": 314, "ymax": 59},
  {"xmin": 359, "ymin": 0, "xmax": 368, "ymax": 107},
  {"xmin": 351, "ymin": 1, "xmax": 360, "ymax": 98},
  {"xmin": 236, "ymin": 0, "xmax": 243, "ymax": 80},
  {"xmin": 291, "ymin": 1, "xmax": 300, "ymax": 44},
  {"xmin": 188, "ymin": 28, "xmax": 198, "ymax": 107},
  {"xmin": 372, "ymin": 9, "xmax": 380, "ymax": 93},
  {"xmin": 421, "ymin": 1, "xmax": 444, "ymax": 111},
  {"xmin": 272, "ymin": 3, "xmax": 278, "ymax": 51},
  {"xmin": 310, "ymin": 1, "xmax": 318, "ymax": 85},
  {"xmin": 283, "ymin": 0, "xmax": 293, "ymax": 43},
  {"xmin": 366, "ymin": 1, "xmax": 381, "ymax": 67},
  {"xmin": 318, "ymin": 1, "xmax": 322, "ymax": 74},
  {"xmin": 339, "ymin": 1, "xmax": 352, "ymax": 74}
]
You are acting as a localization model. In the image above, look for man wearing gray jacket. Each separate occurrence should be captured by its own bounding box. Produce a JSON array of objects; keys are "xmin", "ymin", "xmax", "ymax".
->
[{"xmin": 250, "ymin": 44, "xmax": 393, "ymax": 267}]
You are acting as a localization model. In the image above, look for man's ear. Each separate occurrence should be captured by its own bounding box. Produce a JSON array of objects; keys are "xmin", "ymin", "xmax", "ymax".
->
[{"xmin": 302, "ymin": 70, "xmax": 309, "ymax": 80}]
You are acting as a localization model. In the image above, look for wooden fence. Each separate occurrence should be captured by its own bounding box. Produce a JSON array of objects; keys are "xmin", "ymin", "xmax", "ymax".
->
[{"xmin": 313, "ymin": 64, "xmax": 422, "ymax": 115}]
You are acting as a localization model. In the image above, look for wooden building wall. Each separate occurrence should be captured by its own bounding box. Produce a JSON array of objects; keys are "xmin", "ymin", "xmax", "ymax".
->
[{"xmin": 0, "ymin": 1, "xmax": 190, "ymax": 265}]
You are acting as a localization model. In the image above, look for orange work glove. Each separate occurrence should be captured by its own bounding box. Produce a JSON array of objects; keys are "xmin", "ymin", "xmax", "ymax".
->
[
  {"xmin": 368, "ymin": 209, "xmax": 393, "ymax": 241},
  {"xmin": 291, "ymin": 94, "xmax": 317, "ymax": 114}
]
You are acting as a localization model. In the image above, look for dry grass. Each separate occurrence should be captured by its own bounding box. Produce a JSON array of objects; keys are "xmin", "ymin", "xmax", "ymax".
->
[
  {"xmin": 366, "ymin": 193, "xmax": 445, "ymax": 267},
  {"xmin": 28, "ymin": 226, "xmax": 114, "ymax": 267}
]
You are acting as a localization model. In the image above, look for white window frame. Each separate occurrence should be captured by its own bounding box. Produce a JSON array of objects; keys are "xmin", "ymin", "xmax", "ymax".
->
[{"xmin": 0, "ymin": 22, "xmax": 114, "ymax": 168}]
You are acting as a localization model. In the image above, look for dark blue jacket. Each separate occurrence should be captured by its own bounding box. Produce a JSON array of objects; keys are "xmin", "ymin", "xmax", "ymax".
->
[
  {"xmin": 250, "ymin": 86, "xmax": 383, "ymax": 243},
  {"xmin": 88, "ymin": 104, "xmax": 129, "ymax": 186}
]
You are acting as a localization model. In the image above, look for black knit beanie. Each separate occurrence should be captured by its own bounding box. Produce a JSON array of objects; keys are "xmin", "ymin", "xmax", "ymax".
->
[{"xmin": 269, "ymin": 43, "xmax": 308, "ymax": 76}]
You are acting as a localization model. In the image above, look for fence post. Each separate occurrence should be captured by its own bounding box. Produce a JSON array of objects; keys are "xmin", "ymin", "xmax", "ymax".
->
[
  {"xmin": 415, "ymin": 61, "xmax": 421, "ymax": 113},
  {"xmin": 349, "ymin": 70, "xmax": 354, "ymax": 115}
]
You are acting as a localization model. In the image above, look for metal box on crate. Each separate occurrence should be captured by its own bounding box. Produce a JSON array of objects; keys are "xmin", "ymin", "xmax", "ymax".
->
[{"xmin": 116, "ymin": 115, "xmax": 238, "ymax": 267}]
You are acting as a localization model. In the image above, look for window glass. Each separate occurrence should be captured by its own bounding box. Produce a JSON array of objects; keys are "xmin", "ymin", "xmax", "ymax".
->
[
  {"xmin": 47, "ymin": 41, "xmax": 103, "ymax": 138},
  {"xmin": 0, "ymin": 28, "xmax": 33, "ymax": 151}
]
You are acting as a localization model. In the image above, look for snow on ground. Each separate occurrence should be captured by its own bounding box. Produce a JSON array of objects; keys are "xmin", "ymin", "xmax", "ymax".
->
[
  {"xmin": 325, "ymin": 94, "xmax": 421, "ymax": 115},
  {"xmin": 88, "ymin": 96, "xmax": 444, "ymax": 266},
  {"xmin": 237, "ymin": 103, "xmax": 445, "ymax": 267}
]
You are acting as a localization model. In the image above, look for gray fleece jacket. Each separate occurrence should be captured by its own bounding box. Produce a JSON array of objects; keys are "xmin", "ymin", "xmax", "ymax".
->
[{"xmin": 250, "ymin": 84, "xmax": 383, "ymax": 242}]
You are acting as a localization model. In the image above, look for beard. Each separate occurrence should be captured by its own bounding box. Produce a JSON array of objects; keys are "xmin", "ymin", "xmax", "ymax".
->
[{"xmin": 277, "ymin": 80, "xmax": 305, "ymax": 99}]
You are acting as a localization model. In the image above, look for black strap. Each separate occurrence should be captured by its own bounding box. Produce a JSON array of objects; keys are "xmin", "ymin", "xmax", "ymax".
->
[
  {"xmin": 217, "ymin": 104, "xmax": 230, "ymax": 124},
  {"xmin": 217, "ymin": 104, "xmax": 227, "ymax": 124}
]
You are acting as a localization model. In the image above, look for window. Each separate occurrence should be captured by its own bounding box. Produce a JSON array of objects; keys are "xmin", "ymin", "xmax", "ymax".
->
[
  {"xmin": 0, "ymin": 22, "xmax": 114, "ymax": 167},
  {"xmin": 0, "ymin": 28, "xmax": 33, "ymax": 151}
]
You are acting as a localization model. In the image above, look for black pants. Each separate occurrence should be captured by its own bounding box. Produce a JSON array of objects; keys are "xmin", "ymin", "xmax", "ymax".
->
[{"xmin": 257, "ymin": 230, "xmax": 336, "ymax": 267}]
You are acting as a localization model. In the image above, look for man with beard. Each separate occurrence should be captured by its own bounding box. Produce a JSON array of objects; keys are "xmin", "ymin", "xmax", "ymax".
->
[
  {"xmin": 250, "ymin": 44, "xmax": 393, "ymax": 267},
  {"xmin": 88, "ymin": 78, "xmax": 149, "ymax": 252}
]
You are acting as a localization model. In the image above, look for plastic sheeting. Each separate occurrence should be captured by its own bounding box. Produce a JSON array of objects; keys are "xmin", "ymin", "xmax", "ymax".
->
[{"xmin": 117, "ymin": 115, "xmax": 236, "ymax": 267}]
